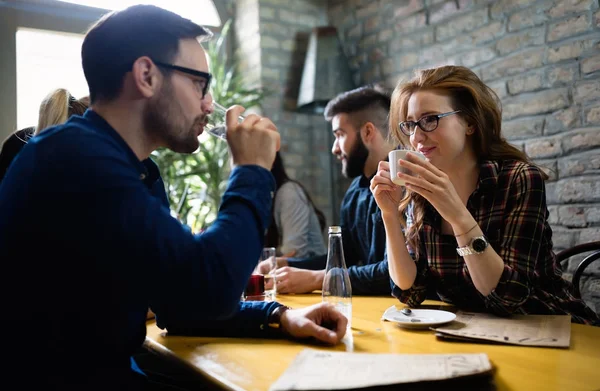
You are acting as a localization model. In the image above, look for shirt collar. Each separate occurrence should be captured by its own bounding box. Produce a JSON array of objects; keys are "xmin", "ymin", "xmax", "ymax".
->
[{"xmin": 83, "ymin": 109, "xmax": 151, "ymax": 181}]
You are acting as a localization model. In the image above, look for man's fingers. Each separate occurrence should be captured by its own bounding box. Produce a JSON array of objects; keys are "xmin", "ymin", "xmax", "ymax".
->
[
  {"xmin": 322, "ymin": 305, "xmax": 348, "ymax": 339},
  {"xmin": 303, "ymin": 322, "xmax": 339, "ymax": 344},
  {"xmin": 225, "ymin": 105, "xmax": 245, "ymax": 129}
]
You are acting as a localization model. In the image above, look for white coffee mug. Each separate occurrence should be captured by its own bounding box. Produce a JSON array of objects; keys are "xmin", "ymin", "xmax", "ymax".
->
[{"xmin": 388, "ymin": 149, "xmax": 426, "ymax": 186}]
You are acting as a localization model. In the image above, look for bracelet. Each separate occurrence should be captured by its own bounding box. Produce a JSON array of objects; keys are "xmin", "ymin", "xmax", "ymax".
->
[{"xmin": 454, "ymin": 223, "xmax": 478, "ymax": 237}]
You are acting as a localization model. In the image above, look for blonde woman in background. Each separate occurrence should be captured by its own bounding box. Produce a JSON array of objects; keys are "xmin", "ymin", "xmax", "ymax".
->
[{"xmin": 0, "ymin": 88, "xmax": 89, "ymax": 183}]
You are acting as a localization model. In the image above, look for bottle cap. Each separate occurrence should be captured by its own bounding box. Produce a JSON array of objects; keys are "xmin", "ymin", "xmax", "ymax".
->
[{"xmin": 328, "ymin": 226, "xmax": 341, "ymax": 234}]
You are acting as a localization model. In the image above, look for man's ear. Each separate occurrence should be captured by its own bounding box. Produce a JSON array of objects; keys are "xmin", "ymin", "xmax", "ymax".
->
[
  {"xmin": 361, "ymin": 122, "xmax": 378, "ymax": 144},
  {"xmin": 131, "ymin": 57, "xmax": 160, "ymax": 98}
]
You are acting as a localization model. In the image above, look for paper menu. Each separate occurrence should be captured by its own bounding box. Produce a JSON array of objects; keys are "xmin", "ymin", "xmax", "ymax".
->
[
  {"xmin": 434, "ymin": 311, "xmax": 571, "ymax": 348},
  {"xmin": 268, "ymin": 349, "xmax": 492, "ymax": 391}
]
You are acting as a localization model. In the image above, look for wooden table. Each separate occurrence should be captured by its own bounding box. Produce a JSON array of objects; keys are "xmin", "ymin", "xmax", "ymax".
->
[{"xmin": 145, "ymin": 294, "xmax": 600, "ymax": 391}]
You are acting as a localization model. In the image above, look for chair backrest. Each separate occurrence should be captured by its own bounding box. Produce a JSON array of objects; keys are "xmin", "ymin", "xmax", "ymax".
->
[{"xmin": 556, "ymin": 241, "xmax": 600, "ymax": 298}]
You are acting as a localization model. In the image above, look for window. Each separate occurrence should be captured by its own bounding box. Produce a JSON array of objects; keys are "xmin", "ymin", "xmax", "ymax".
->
[
  {"xmin": 56, "ymin": 0, "xmax": 221, "ymax": 27},
  {"xmin": 16, "ymin": 28, "xmax": 88, "ymax": 129}
]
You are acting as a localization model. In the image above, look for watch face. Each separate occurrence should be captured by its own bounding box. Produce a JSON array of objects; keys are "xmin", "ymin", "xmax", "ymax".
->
[{"xmin": 472, "ymin": 237, "xmax": 488, "ymax": 253}]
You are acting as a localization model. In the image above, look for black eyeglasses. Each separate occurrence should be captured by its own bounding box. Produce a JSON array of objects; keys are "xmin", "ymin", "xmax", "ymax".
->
[
  {"xmin": 399, "ymin": 110, "xmax": 461, "ymax": 136},
  {"xmin": 153, "ymin": 61, "xmax": 212, "ymax": 99}
]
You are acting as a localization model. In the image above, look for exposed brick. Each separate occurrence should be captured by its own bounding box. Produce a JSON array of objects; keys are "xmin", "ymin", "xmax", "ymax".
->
[
  {"xmin": 358, "ymin": 34, "xmax": 378, "ymax": 49},
  {"xmin": 356, "ymin": 1, "xmax": 380, "ymax": 19},
  {"xmin": 503, "ymin": 88, "xmax": 570, "ymax": 120},
  {"xmin": 488, "ymin": 80, "xmax": 507, "ymax": 99},
  {"xmin": 394, "ymin": 11, "xmax": 427, "ymax": 33},
  {"xmin": 534, "ymin": 159, "xmax": 558, "ymax": 181},
  {"xmin": 392, "ymin": 30, "xmax": 435, "ymax": 52},
  {"xmin": 260, "ymin": 36, "xmax": 279, "ymax": 49},
  {"xmin": 547, "ymin": 14, "xmax": 592, "ymax": 42},
  {"xmin": 495, "ymin": 27, "xmax": 545, "ymax": 56},
  {"xmin": 548, "ymin": 205, "xmax": 559, "ymax": 224},
  {"xmin": 262, "ymin": 67, "xmax": 280, "ymax": 81},
  {"xmin": 436, "ymin": 8, "xmax": 488, "ymax": 41},
  {"xmin": 419, "ymin": 44, "xmax": 448, "ymax": 65},
  {"xmin": 574, "ymin": 80, "xmax": 600, "ymax": 102},
  {"xmin": 546, "ymin": 37, "xmax": 599, "ymax": 63},
  {"xmin": 548, "ymin": 0, "xmax": 597, "ymax": 19},
  {"xmin": 546, "ymin": 63, "xmax": 578, "ymax": 87},
  {"xmin": 596, "ymin": 9, "xmax": 600, "ymax": 26},
  {"xmin": 558, "ymin": 150, "xmax": 600, "ymax": 177},
  {"xmin": 429, "ymin": 0, "xmax": 474, "ymax": 24},
  {"xmin": 482, "ymin": 48, "xmax": 544, "ymax": 80},
  {"xmin": 364, "ymin": 15, "xmax": 381, "ymax": 33},
  {"xmin": 551, "ymin": 227, "xmax": 578, "ymax": 249},
  {"xmin": 260, "ymin": 6, "xmax": 276, "ymax": 19},
  {"xmin": 490, "ymin": 0, "xmax": 533, "ymax": 19},
  {"xmin": 378, "ymin": 28, "xmax": 394, "ymax": 43},
  {"xmin": 396, "ymin": 52, "xmax": 419, "ymax": 70},
  {"xmin": 369, "ymin": 48, "xmax": 384, "ymax": 62},
  {"xmin": 561, "ymin": 128, "xmax": 600, "ymax": 153},
  {"xmin": 347, "ymin": 23, "xmax": 362, "ymax": 39},
  {"xmin": 525, "ymin": 136, "xmax": 563, "ymax": 158},
  {"xmin": 459, "ymin": 47, "xmax": 496, "ymax": 68},
  {"xmin": 580, "ymin": 227, "xmax": 600, "ymax": 244},
  {"xmin": 554, "ymin": 176, "xmax": 600, "ymax": 203},
  {"xmin": 582, "ymin": 54, "xmax": 600, "ymax": 74},
  {"xmin": 508, "ymin": 0, "xmax": 553, "ymax": 31},
  {"xmin": 503, "ymin": 117, "xmax": 545, "ymax": 140},
  {"xmin": 585, "ymin": 104, "xmax": 600, "ymax": 125},
  {"xmin": 558, "ymin": 205, "xmax": 588, "ymax": 228},
  {"xmin": 394, "ymin": 0, "xmax": 424, "ymax": 17},
  {"xmin": 280, "ymin": 39, "xmax": 295, "ymax": 51},
  {"xmin": 586, "ymin": 205, "xmax": 600, "ymax": 224},
  {"xmin": 507, "ymin": 72, "xmax": 544, "ymax": 95},
  {"xmin": 381, "ymin": 58, "xmax": 395, "ymax": 76},
  {"xmin": 545, "ymin": 107, "xmax": 581, "ymax": 135}
]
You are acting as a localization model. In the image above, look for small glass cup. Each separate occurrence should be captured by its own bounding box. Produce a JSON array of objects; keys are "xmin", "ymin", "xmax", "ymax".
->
[
  {"xmin": 205, "ymin": 102, "xmax": 245, "ymax": 140},
  {"xmin": 243, "ymin": 247, "xmax": 277, "ymax": 302}
]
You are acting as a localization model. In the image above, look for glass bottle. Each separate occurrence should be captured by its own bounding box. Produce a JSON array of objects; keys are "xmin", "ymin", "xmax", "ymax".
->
[{"xmin": 322, "ymin": 226, "xmax": 352, "ymax": 328}]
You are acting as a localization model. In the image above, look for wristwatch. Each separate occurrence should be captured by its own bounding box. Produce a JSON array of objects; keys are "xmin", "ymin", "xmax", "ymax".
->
[
  {"xmin": 262, "ymin": 305, "xmax": 291, "ymax": 334},
  {"xmin": 456, "ymin": 235, "xmax": 489, "ymax": 256}
]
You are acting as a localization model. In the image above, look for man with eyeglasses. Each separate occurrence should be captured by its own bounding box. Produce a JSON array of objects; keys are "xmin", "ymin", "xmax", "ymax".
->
[{"xmin": 0, "ymin": 5, "xmax": 346, "ymax": 391}]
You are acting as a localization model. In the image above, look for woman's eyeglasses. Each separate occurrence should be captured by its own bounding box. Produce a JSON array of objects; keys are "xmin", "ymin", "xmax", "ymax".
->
[{"xmin": 399, "ymin": 110, "xmax": 461, "ymax": 136}]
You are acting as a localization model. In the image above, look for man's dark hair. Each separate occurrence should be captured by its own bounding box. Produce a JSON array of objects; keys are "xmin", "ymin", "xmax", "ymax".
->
[
  {"xmin": 323, "ymin": 85, "xmax": 391, "ymax": 136},
  {"xmin": 82, "ymin": 5, "xmax": 212, "ymax": 103}
]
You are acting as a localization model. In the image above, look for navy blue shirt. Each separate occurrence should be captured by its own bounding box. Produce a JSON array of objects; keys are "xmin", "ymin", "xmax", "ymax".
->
[
  {"xmin": 288, "ymin": 174, "xmax": 390, "ymax": 295},
  {"xmin": 0, "ymin": 110, "xmax": 282, "ymax": 389}
]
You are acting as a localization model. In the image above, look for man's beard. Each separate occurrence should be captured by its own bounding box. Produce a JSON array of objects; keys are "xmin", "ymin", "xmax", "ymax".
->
[
  {"xmin": 343, "ymin": 136, "xmax": 369, "ymax": 178},
  {"xmin": 143, "ymin": 79, "xmax": 205, "ymax": 154}
]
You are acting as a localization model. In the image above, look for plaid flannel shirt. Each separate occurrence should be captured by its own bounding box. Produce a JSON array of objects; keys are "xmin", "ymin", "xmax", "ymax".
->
[{"xmin": 392, "ymin": 160, "xmax": 598, "ymax": 325}]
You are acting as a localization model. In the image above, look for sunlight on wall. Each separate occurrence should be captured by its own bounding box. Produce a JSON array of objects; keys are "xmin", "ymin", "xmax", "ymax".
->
[
  {"xmin": 16, "ymin": 28, "xmax": 88, "ymax": 129},
  {"xmin": 57, "ymin": 0, "xmax": 221, "ymax": 26}
]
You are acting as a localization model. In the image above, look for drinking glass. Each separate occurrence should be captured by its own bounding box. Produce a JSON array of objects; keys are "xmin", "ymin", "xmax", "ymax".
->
[
  {"xmin": 243, "ymin": 247, "xmax": 277, "ymax": 302},
  {"xmin": 205, "ymin": 102, "xmax": 245, "ymax": 140}
]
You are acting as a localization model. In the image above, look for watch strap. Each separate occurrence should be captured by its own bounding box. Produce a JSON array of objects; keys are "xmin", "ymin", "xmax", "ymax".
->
[
  {"xmin": 456, "ymin": 235, "xmax": 488, "ymax": 257},
  {"xmin": 262, "ymin": 305, "xmax": 291, "ymax": 334}
]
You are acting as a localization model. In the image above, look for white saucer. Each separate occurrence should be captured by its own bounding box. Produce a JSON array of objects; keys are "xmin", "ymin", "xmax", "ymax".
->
[{"xmin": 382, "ymin": 305, "xmax": 456, "ymax": 328}]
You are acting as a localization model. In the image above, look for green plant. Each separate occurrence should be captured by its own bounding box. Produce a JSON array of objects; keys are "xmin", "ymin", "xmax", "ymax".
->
[{"xmin": 151, "ymin": 19, "xmax": 267, "ymax": 232}]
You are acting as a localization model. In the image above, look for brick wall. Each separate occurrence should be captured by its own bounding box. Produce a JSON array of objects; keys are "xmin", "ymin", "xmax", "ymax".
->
[
  {"xmin": 327, "ymin": 0, "xmax": 600, "ymax": 309},
  {"xmin": 234, "ymin": 0, "xmax": 349, "ymax": 227}
]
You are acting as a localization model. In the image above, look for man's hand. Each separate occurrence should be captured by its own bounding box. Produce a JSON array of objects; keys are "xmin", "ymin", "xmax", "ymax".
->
[
  {"xmin": 257, "ymin": 255, "xmax": 290, "ymax": 274},
  {"xmin": 275, "ymin": 267, "xmax": 324, "ymax": 293},
  {"xmin": 280, "ymin": 303, "xmax": 347, "ymax": 344},
  {"xmin": 225, "ymin": 105, "xmax": 280, "ymax": 170}
]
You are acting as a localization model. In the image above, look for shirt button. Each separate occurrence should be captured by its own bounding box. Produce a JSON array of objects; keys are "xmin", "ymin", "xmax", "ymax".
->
[
  {"xmin": 140, "ymin": 173, "xmax": 147, "ymax": 180},
  {"xmin": 270, "ymin": 191, "xmax": 274, "ymax": 199}
]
